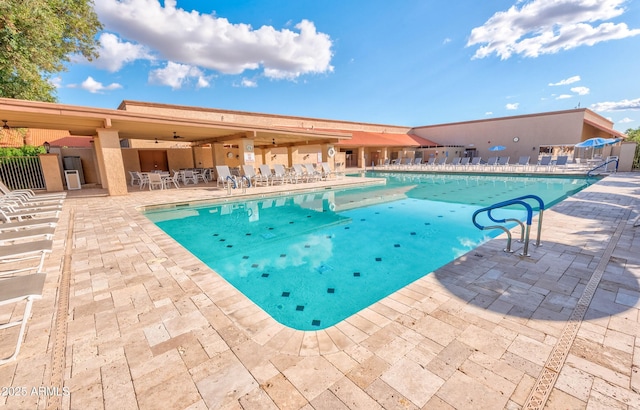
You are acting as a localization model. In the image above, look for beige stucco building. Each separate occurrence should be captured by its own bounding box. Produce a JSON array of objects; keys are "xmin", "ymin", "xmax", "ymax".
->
[{"xmin": 0, "ymin": 97, "xmax": 631, "ymax": 196}]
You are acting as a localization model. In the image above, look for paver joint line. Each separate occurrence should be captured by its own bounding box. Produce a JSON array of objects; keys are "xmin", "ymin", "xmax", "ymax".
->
[{"xmin": 522, "ymin": 208, "xmax": 630, "ymax": 410}]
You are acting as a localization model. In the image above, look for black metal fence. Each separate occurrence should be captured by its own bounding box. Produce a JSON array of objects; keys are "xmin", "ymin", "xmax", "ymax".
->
[{"xmin": 0, "ymin": 156, "xmax": 46, "ymax": 190}]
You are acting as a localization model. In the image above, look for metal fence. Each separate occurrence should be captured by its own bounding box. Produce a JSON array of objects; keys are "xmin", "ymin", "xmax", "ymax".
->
[{"xmin": 0, "ymin": 156, "xmax": 46, "ymax": 190}]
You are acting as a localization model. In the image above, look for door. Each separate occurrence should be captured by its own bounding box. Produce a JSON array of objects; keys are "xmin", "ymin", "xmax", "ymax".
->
[{"xmin": 139, "ymin": 150, "xmax": 169, "ymax": 172}]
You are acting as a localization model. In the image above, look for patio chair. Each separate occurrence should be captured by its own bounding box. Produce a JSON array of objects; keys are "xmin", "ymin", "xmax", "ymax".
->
[
  {"xmin": 303, "ymin": 164, "xmax": 322, "ymax": 181},
  {"xmin": 496, "ymin": 156, "xmax": 510, "ymax": 169},
  {"xmin": 0, "ymin": 180, "xmax": 66, "ymax": 201},
  {"xmin": 0, "ymin": 204, "xmax": 61, "ymax": 222},
  {"xmin": 164, "ymin": 171, "xmax": 181, "ymax": 189},
  {"xmin": 514, "ymin": 156, "xmax": 530, "ymax": 171},
  {"xmin": 320, "ymin": 162, "xmax": 335, "ymax": 179},
  {"xmin": 0, "ymin": 239, "xmax": 53, "ymax": 275},
  {"xmin": 470, "ymin": 157, "xmax": 482, "ymax": 167},
  {"xmin": 216, "ymin": 166, "xmax": 238, "ymax": 188},
  {"xmin": 182, "ymin": 170, "xmax": 198, "ymax": 185},
  {"xmin": 447, "ymin": 157, "xmax": 461, "ymax": 170},
  {"xmin": 535, "ymin": 156, "xmax": 552, "ymax": 172},
  {"xmin": 553, "ymin": 155, "xmax": 569, "ymax": 171},
  {"xmin": 272, "ymin": 164, "xmax": 289, "ymax": 185},
  {"xmin": 0, "ymin": 226, "xmax": 55, "ymax": 244},
  {"xmin": 147, "ymin": 172, "xmax": 164, "ymax": 190},
  {"xmin": 258, "ymin": 165, "xmax": 274, "ymax": 186},
  {"xmin": 0, "ymin": 273, "xmax": 46, "ymax": 364},
  {"xmin": 0, "ymin": 211, "xmax": 58, "ymax": 231},
  {"xmin": 422, "ymin": 157, "xmax": 436, "ymax": 169},
  {"xmin": 459, "ymin": 157, "xmax": 470, "ymax": 167},
  {"xmin": 290, "ymin": 164, "xmax": 307, "ymax": 183},
  {"xmin": 484, "ymin": 157, "xmax": 498, "ymax": 171},
  {"xmin": 128, "ymin": 171, "xmax": 141, "ymax": 187},
  {"xmin": 242, "ymin": 165, "xmax": 268, "ymax": 187}
]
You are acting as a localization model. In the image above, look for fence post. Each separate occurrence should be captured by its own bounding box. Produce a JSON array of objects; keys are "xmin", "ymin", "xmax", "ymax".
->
[{"xmin": 39, "ymin": 154, "xmax": 65, "ymax": 192}]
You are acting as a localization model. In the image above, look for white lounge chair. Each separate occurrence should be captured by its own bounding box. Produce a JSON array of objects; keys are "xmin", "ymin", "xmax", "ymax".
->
[
  {"xmin": 291, "ymin": 164, "xmax": 307, "ymax": 183},
  {"xmin": 0, "ymin": 239, "xmax": 53, "ymax": 274},
  {"xmin": 320, "ymin": 162, "xmax": 334, "ymax": 179},
  {"xmin": 0, "ymin": 226, "xmax": 55, "ymax": 244},
  {"xmin": 0, "ymin": 273, "xmax": 46, "ymax": 364},
  {"xmin": 242, "ymin": 165, "xmax": 268, "ymax": 187},
  {"xmin": 303, "ymin": 164, "xmax": 321, "ymax": 181},
  {"xmin": 0, "ymin": 204, "xmax": 61, "ymax": 222},
  {"xmin": 272, "ymin": 164, "xmax": 288, "ymax": 185},
  {"xmin": 0, "ymin": 179, "xmax": 65, "ymax": 200},
  {"xmin": 216, "ymin": 166, "xmax": 238, "ymax": 188}
]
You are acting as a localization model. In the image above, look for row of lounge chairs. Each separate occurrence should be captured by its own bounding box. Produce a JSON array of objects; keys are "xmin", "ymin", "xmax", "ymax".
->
[
  {"xmin": 0, "ymin": 180, "xmax": 65, "ymax": 365},
  {"xmin": 216, "ymin": 163, "xmax": 337, "ymax": 188},
  {"xmin": 381, "ymin": 155, "xmax": 575, "ymax": 172}
]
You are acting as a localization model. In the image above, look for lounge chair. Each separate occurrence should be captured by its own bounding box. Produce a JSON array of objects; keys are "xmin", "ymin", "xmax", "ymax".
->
[
  {"xmin": 0, "ymin": 209, "xmax": 57, "ymax": 228},
  {"xmin": 484, "ymin": 157, "xmax": 498, "ymax": 171},
  {"xmin": 448, "ymin": 157, "xmax": 461, "ymax": 170},
  {"xmin": 422, "ymin": 157, "xmax": 436, "ymax": 169},
  {"xmin": 470, "ymin": 157, "xmax": 482, "ymax": 167},
  {"xmin": 0, "ymin": 226, "xmax": 55, "ymax": 243},
  {"xmin": 258, "ymin": 165, "xmax": 274, "ymax": 186},
  {"xmin": 216, "ymin": 166, "xmax": 238, "ymax": 188},
  {"xmin": 536, "ymin": 156, "xmax": 552, "ymax": 172},
  {"xmin": 553, "ymin": 155, "xmax": 569, "ymax": 171},
  {"xmin": 303, "ymin": 164, "xmax": 322, "ymax": 181},
  {"xmin": 0, "ymin": 273, "xmax": 46, "ymax": 364},
  {"xmin": 459, "ymin": 157, "xmax": 470, "ymax": 167},
  {"xmin": 272, "ymin": 164, "xmax": 288, "ymax": 185},
  {"xmin": 320, "ymin": 162, "xmax": 334, "ymax": 179},
  {"xmin": 0, "ymin": 180, "xmax": 65, "ymax": 200},
  {"xmin": 242, "ymin": 165, "xmax": 269, "ymax": 186},
  {"xmin": 514, "ymin": 156, "xmax": 530, "ymax": 171},
  {"xmin": 290, "ymin": 164, "xmax": 307, "ymax": 183},
  {"xmin": 0, "ymin": 205, "xmax": 61, "ymax": 222},
  {"xmin": 0, "ymin": 239, "xmax": 53, "ymax": 274},
  {"xmin": 496, "ymin": 156, "xmax": 510, "ymax": 168}
]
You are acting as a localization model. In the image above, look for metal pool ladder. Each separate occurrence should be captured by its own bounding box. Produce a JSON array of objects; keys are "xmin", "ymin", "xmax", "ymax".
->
[
  {"xmin": 587, "ymin": 157, "xmax": 618, "ymax": 177},
  {"xmin": 472, "ymin": 195, "xmax": 545, "ymax": 256}
]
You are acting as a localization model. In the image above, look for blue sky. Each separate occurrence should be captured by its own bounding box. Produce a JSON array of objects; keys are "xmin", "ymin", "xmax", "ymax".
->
[{"xmin": 55, "ymin": 0, "xmax": 640, "ymax": 131}]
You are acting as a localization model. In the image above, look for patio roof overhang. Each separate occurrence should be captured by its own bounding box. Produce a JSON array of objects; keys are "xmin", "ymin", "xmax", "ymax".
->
[{"xmin": 0, "ymin": 98, "xmax": 350, "ymax": 148}]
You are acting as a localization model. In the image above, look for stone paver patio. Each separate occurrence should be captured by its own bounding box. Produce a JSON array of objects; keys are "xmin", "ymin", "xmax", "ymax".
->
[{"xmin": 1, "ymin": 171, "xmax": 639, "ymax": 409}]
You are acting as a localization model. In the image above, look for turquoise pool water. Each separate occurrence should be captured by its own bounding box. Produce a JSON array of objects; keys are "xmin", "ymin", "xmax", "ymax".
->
[{"xmin": 144, "ymin": 172, "xmax": 593, "ymax": 330}]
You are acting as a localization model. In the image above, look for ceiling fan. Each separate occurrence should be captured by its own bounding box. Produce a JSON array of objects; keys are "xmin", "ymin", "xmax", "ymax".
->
[{"xmin": 173, "ymin": 131, "xmax": 184, "ymax": 139}]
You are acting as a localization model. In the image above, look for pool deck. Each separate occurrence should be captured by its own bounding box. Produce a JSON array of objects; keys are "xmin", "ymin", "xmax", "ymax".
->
[{"xmin": 1, "ymin": 172, "xmax": 639, "ymax": 409}]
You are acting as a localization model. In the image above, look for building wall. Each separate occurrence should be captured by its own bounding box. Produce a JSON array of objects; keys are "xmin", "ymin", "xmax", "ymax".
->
[{"xmin": 411, "ymin": 110, "xmax": 593, "ymax": 161}]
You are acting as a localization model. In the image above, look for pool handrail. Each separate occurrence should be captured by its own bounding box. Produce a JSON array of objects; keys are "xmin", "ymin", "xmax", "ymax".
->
[
  {"xmin": 472, "ymin": 196, "xmax": 543, "ymax": 256},
  {"xmin": 587, "ymin": 157, "xmax": 618, "ymax": 177},
  {"xmin": 487, "ymin": 194, "xmax": 545, "ymax": 247}
]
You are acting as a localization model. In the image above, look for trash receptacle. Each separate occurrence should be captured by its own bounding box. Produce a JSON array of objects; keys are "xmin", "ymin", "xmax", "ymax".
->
[{"xmin": 64, "ymin": 170, "xmax": 81, "ymax": 190}]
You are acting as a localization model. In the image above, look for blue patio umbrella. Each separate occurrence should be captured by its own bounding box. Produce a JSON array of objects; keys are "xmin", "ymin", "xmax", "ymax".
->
[
  {"xmin": 574, "ymin": 137, "xmax": 609, "ymax": 148},
  {"xmin": 488, "ymin": 145, "xmax": 506, "ymax": 151}
]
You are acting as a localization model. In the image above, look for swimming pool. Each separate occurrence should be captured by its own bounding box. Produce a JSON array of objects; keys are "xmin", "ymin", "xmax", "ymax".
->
[{"xmin": 144, "ymin": 172, "xmax": 594, "ymax": 330}]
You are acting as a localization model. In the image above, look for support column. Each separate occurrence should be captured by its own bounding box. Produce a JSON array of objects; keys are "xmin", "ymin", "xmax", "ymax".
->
[
  {"xmin": 238, "ymin": 137, "xmax": 256, "ymax": 166},
  {"xmin": 94, "ymin": 128, "xmax": 128, "ymax": 196},
  {"xmin": 38, "ymin": 154, "xmax": 64, "ymax": 192}
]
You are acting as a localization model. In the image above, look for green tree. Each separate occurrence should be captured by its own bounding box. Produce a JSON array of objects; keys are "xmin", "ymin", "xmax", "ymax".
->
[
  {"xmin": 0, "ymin": 0, "xmax": 102, "ymax": 102},
  {"xmin": 625, "ymin": 126, "xmax": 640, "ymax": 142}
]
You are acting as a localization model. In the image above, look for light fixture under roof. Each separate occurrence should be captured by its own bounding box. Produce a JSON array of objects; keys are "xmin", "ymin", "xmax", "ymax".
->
[
  {"xmin": 2, "ymin": 120, "xmax": 9, "ymax": 130},
  {"xmin": 173, "ymin": 132, "xmax": 183, "ymax": 139}
]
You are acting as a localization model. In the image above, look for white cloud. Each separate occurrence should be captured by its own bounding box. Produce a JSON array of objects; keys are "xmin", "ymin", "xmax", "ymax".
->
[
  {"xmin": 485, "ymin": 111, "xmax": 493, "ymax": 115},
  {"xmin": 49, "ymin": 77, "xmax": 63, "ymax": 89},
  {"xmin": 618, "ymin": 117, "xmax": 634, "ymax": 123},
  {"xmin": 91, "ymin": 33, "xmax": 154, "ymax": 72},
  {"xmin": 148, "ymin": 61, "xmax": 211, "ymax": 90},
  {"xmin": 506, "ymin": 103, "xmax": 519, "ymax": 110},
  {"xmin": 556, "ymin": 94, "xmax": 572, "ymax": 100},
  {"xmin": 94, "ymin": 0, "xmax": 334, "ymax": 79},
  {"xmin": 549, "ymin": 75, "xmax": 580, "ymax": 86},
  {"xmin": 591, "ymin": 98, "xmax": 640, "ymax": 111},
  {"xmin": 467, "ymin": 0, "xmax": 640, "ymax": 60},
  {"xmin": 240, "ymin": 78, "xmax": 258, "ymax": 88},
  {"xmin": 571, "ymin": 86, "xmax": 590, "ymax": 95},
  {"xmin": 69, "ymin": 76, "xmax": 122, "ymax": 93},
  {"xmin": 443, "ymin": 38, "xmax": 452, "ymax": 44}
]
